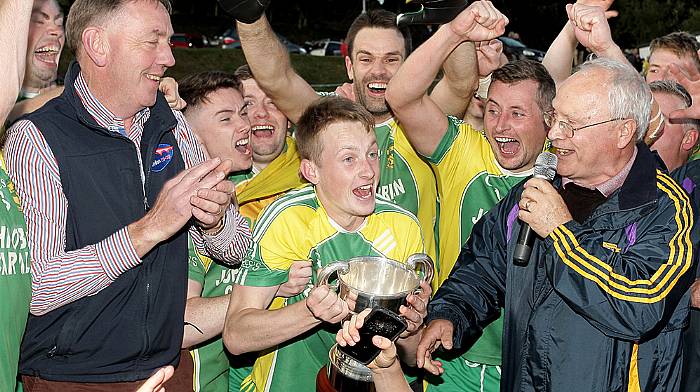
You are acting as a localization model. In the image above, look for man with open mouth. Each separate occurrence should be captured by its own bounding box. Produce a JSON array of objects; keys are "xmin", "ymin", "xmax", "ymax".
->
[
  {"xmin": 5, "ymin": 1, "xmax": 251, "ymax": 389},
  {"xmin": 20, "ymin": 0, "xmax": 64, "ymax": 101},
  {"xmin": 232, "ymin": 4, "xmax": 483, "ymax": 293},
  {"xmin": 385, "ymin": 2, "xmax": 553, "ymax": 391},
  {"xmin": 223, "ymin": 96, "xmax": 430, "ymax": 392}
]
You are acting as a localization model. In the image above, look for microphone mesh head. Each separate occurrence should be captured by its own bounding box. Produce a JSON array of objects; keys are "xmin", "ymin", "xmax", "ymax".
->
[{"xmin": 533, "ymin": 152, "xmax": 558, "ymax": 181}]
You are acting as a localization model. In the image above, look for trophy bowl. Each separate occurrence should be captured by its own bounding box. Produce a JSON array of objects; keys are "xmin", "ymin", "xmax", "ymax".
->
[{"xmin": 315, "ymin": 253, "xmax": 434, "ymax": 314}]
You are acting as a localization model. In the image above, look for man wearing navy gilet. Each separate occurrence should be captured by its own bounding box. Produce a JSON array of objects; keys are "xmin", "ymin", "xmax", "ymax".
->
[{"xmin": 4, "ymin": 0, "xmax": 252, "ymax": 390}]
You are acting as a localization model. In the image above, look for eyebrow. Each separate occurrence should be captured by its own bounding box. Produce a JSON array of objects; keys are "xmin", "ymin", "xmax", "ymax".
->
[
  {"xmin": 356, "ymin": 50, "xmax": 403, "ymax": 57},
  {"xmin": 215, "ymin": 109, "xmax": 235, "ymax": 116}
]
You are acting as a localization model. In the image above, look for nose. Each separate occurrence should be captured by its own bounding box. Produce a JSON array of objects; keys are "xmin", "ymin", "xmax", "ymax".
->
[
  {"xmin": 251, "ymin": 103, "xmax": 269, "ymax": 120},
  {"xmin": 547, "ymin": 119, "xmax": 564, "ymax": 140},
  {"xmin": 160, "ymin": 42, "xmax": 176, "ymax": 68},
  {"xmin": 359, "ymin": 156, "xmax": 376, "ymax": 180},
  {"xmin": 48, "ymin": 23, "xmax": 64, "ymax": 38},
  {"xmin": 494, "ymin": 111, "xmax": 510, "ymax": 133}
]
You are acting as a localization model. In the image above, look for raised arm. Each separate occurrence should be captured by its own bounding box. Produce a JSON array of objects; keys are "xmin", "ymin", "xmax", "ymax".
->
[
  {"xmin": 566, "ymin": 2, "xmax": 628, "ymax": 65},
  {"xmin": 0, "ymin": 0, "xmax": 32, "ymax": 123},
  {"xmin": 542, "ymin": 0, "xmax": 617, "ymax": 85},
  {"xmin": 386, "ymin": 0, "xmax": 508, "ymax": 157},
  {"xmin": 237, "ymin": 16, "xmax": 319, "ymax": 123},
  {"xmin": 429, "ymin": 41, "xmax": 477, "ymax": 119}
]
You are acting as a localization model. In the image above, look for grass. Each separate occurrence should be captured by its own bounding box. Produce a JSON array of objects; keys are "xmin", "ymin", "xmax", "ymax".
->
[{"xmin": 58, "ymin": 48, "xmax": 349, "ymax": 92}]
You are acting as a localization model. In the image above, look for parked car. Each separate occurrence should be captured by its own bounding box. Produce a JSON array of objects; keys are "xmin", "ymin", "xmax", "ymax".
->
[
  {"xmin": 307, "ymin": 39, "xmax": 343, "ymax": 56},
  {"xmin": 220, "ymin": 28, "xmax": 241, "ymax": 49},
  {"xmin": 219, "ymin": 28, "xmax": 306, "ymax": 54},
  {"xmin": 497, "ymin": 36, "xmax": 545, "ymax": 62},
  {"xmin": 170, "ymin": 33, "xmax": 206, "ymax": 49}
]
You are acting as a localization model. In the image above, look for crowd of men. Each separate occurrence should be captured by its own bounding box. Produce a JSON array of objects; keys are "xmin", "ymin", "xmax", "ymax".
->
[{"xmin": 1, "ymin": 0, "xmax": 700, "ymax": 391}]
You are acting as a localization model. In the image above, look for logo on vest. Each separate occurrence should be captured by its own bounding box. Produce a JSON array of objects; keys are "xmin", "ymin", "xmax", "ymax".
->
[{"xmin": 151, "ymin": 144, "xmax": 174, "ymax": 172}]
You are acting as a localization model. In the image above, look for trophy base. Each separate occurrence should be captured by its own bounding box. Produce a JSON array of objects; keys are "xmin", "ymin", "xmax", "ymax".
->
[{"xmin": 316, "ymin": 365, "xmax": 376, "ymax": 392}]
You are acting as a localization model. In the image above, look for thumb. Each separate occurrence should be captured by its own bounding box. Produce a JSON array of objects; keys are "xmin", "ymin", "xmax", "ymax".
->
[
  {"xmin": 441, "ymin": 327, "xmax": 454, "ymax": 350},
  {"xmin": 605, "ymin": 10, "xmax": 619, "ymax": 19}
]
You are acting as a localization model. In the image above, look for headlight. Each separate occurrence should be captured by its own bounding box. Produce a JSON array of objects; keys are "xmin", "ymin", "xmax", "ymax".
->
[{"xmin": 523, "ymin": 50, "xmax": 535, "ymax": 56}]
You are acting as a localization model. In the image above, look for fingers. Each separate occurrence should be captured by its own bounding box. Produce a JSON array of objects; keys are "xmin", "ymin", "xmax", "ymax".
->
[
  {"xmin": 370, "ymin": 335, "xmax": 399, "ymax": 369},
  {"xmin": 422, "ymin": 353, "xmax": 444, "ymax": 376},
  {"xmin": 307, "ymin": 285, "xmax": 349, "ymax": 323},
  {"xmin": 416, "ymin": 321, "xmax": 451, "ymax": 368},
  {"xmin": 138, "ymin": 366, "xmax": 174, "ymax": 392}
]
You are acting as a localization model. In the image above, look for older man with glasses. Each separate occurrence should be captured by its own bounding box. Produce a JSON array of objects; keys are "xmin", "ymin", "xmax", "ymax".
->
[{"xmin": 412, "ymin": 57, "xmax": 698, "ymax": 392}]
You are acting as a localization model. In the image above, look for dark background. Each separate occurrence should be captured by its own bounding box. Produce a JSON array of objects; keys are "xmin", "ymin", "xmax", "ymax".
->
[{"xmin": 54, "ymin": 0, "xmax": 700, "ymax": 51}]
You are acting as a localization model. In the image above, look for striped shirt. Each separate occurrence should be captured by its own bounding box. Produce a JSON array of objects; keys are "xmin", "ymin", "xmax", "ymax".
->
[{"xmin": 4, "ymin": 72, "xmax": 251, "ymax": 315}]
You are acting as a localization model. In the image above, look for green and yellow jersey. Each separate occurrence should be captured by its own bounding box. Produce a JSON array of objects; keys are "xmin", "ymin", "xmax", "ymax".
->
[
  {"xmin": 235, "ymin": 184, "xmax": 424, "ymax": 392},
  {"xmin": 375, "ymin": 118, "xmax": 438, "ymax": 289},
  {"xmin": 188, "ymin": 239, "xmax": 237, "ymax": 392},
  {"xmin": 427, "ymin": 117, "xmax": 531, "ymax": 367}
]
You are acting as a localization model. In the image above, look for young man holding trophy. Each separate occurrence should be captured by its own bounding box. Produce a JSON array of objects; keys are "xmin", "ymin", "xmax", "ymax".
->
[{"xmin": 222, "ymin": 96, "xmax": 432, "ymax": 391}]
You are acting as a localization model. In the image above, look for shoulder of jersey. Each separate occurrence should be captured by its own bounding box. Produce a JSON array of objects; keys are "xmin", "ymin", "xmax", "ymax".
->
[
  {"xmin": 374, "ymin": 194, "xmax": 420, "ymax": 223},
  {"xmin": 254, "ymin": 185, "xmax": 319, "ymax": 226}
]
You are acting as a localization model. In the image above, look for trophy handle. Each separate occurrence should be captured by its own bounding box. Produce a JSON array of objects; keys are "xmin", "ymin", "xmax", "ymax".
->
[
  {"xmin": 315, "ymin": 261, "xmax": 350, "ymax": 291},
  {"xmin": 406, "ymin": 253, "xmax": 434, "ymax": 287}
]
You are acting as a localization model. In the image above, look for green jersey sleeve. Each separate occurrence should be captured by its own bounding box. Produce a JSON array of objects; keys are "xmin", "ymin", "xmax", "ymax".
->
[{"xmin": 187, "ymin": 235, "xmax": 207, "ymax": 285}]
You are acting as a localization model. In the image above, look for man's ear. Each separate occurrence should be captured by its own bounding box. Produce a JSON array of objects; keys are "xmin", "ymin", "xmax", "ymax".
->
[
  {"xmin": 300, "ymin": 158, "xmax": 319, "ymax": 184},
  {"xmin": 82, "ymin": 27, "xmax": 109, "ymax": 67},
  {"xmin": 682, "ymin": 128, "xmax": 699, "ymax": 152},
  {"xmin": 617, "ymin": 119, "xmax": 637, "ymax": 148},
  {"xmin": 345, "ymin": 55, "xmax": 353, "ymax": 82}
]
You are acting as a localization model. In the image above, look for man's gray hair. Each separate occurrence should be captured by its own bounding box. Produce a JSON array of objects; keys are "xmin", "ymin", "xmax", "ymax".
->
[
  {"xmin": 649, "ymin": 80, "xmax": 700, "ymax": 131},
  {"xmin": 576, "ymin": 58, "xmax": 652, "ymax": 141}
]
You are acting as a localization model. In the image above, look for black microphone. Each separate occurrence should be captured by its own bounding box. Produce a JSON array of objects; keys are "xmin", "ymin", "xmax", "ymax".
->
[{"xmin": 513, "ymin": 152, "xmax": 558, "ymax": 266}]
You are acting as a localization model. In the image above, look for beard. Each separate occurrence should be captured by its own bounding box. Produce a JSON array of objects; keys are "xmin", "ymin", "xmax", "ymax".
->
[{"xmin": 354, "ymin": 75, "xmax": 392, "ymax": 117}]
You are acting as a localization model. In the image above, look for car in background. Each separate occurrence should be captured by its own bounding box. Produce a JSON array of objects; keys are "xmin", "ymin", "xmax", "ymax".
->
[
  {"xmin": 219, "ymin": 28, "xmax": 306, "ymax": 54},
  {"xmin": 219, "ymin": 28, "xmax": 241, "ymax": 49},
  {"xmin": 497, "ymin": 36, "xmax": 545, "ymax": 62},
  {"xmin": 306, "ymin": 39, "xmax": 343, "ymax": 56},
  {"xmin": 170, "ymin": 33, "xmax": 206, "ymax": 49}
]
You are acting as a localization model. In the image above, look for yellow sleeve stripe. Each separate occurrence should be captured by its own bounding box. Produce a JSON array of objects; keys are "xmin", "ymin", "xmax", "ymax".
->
[
  {"xmin": 252, "ymin": 187, "xmax": 316, "ymax": 242},
  {"xmin": 549, "ymin": 171, "xmax": 693, "ymax": 303}
]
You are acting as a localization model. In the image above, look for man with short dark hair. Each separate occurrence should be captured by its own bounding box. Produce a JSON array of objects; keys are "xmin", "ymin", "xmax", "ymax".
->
[
  {"xmin": 417, "ymin": 58, "xmax": 697, "ymax": 392},
  {"xmin": 20, "ymin": 0, "xmax": 64, "ymax": 101},
  {"xmin": 386, "ymin": 8, "xmax": 550, "ymax": 389},
  {"xmin": 232, "ymin": 4, "xmax": 503, "ymax": 287},
  {"xmin": 647, "ymin": 32, "xmax": 700, "ymax": 84},
  {"xmin": 223, "ymin": 96, "xmax": 430, "ymax": 391},
  {"xmin": 5, "ymin": 0, "xmax": 251, "ymax": 388}
]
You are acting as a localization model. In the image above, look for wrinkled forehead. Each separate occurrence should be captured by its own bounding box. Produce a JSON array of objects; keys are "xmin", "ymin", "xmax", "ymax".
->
[
  {"xmin": 554, "ymin": 70, "xmax": 609, "ymax": 117},
  {"xmin": 113, "ymin": 1, "xmax": 173, "ymax": 35},
  {"xmin": 32, "ymin": 0, "xmax": 63, "ymax": 17},
  {"xmin": 351, "ymin": 27, "xmax": 406, "ymax": 58},
  {"xmin": 649, "ymin": 48, "xmax": 695, "ymax": 67}
]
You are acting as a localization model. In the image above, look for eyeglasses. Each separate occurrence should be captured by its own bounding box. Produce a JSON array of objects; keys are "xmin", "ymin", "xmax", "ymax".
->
[{"xmin": 544, "ymin": 112, "xmax": 625, "ymax": 138}]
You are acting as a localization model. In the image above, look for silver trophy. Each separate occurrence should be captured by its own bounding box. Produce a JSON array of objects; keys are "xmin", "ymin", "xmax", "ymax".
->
[{"xmin": 315, "ymin": 253, "xmax": 434, "ymax": 392}]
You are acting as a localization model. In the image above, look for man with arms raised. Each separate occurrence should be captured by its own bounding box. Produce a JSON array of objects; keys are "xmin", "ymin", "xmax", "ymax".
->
[
  {"xmin": 223, "ymin": 96, "xmax": 430, "ymax": 391},
  {"xmin": 386, "ymin": 10, "xmax": 552, "ymax": 392},
  {"xmin": 5, "ymin": 0, "xmax": 251, "ymax": 388},
  {"xmin": 227, "ymin": 1, "xmax": 508, "ymax": 283},
  {"xmin": 418, "ymin": 58, "xmax": 696, "ymax": 391}
]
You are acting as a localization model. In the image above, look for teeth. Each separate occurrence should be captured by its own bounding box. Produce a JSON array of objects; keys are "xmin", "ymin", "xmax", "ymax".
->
[
  {"xmin": 145, "ymin": 74, "xmax": 161, "ymax": 82},
  {"xmin": 357, "ymin": 185, "xmax": 372, "ymax": 191},
  {"xmin": 35, "ymin": 47, "xmax": 59, "ymax": 53},
  {"xmin": 368, "ymin": 82, "xmax": 387, "ymax": 90},
  {"xmin": 236, "ymin": 138, "xmax": 249, "ymax": 147},
  {"xmin": 495, "ymin": 137, "xmax": 517, "ymax": 143},
  {"xmin": 251, "ymin": 125, "xmax": 274, "ymax": 131}
]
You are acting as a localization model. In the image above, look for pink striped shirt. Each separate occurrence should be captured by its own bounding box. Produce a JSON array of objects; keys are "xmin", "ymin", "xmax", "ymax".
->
[{"xmin": 4, "ymin": 72, "xmax": 251, "ymax": 315}]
